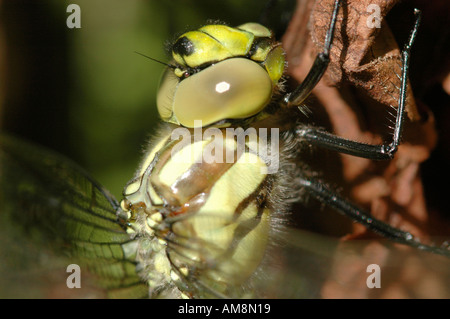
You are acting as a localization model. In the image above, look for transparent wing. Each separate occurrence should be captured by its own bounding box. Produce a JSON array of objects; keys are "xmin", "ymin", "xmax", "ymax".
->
[
  {"xmin": 161, "ymin": 212, "xmax": 450, "ymax": 298},
  {"xmin": 255, "ymin": 228, "xmax": 450, "ymax": 298},
  {"xmin": 0, "ymin": 134, "xmax": 148, "ymax": 298}
]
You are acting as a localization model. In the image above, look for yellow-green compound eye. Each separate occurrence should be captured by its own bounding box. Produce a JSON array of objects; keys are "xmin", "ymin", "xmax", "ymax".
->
[
  {"xmin": 157, "ymin": 58, "xmax": 273, "ymax": 128},
  {"xmin": 157, "ymin": 67, "xmax": 179, "ymax": 122}
]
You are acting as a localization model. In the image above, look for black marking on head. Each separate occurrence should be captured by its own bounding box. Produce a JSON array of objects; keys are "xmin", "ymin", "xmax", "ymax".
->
[
  {"xmin": 172, "ymin": 36, "xmax": 195, "ymax": 57},
  {"xmin": 247, "ymin": 37, "xmax": 271, "ymax": 58}
]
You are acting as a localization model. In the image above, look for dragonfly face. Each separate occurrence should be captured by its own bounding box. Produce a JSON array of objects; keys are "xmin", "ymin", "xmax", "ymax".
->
[{"xmin": 1, "ymin": 0, "xmax": 449, "ymax": 299}]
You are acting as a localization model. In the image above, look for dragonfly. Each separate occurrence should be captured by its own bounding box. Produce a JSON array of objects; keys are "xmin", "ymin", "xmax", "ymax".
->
[{"xmin": 1, "ymin": 0, "xmax": 449, "ymax": 298}]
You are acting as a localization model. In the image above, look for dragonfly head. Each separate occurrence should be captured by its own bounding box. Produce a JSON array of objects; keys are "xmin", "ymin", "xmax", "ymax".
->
[{"xmin": 156, "ymin": 23, "xmax": 286, "ymax": 128}]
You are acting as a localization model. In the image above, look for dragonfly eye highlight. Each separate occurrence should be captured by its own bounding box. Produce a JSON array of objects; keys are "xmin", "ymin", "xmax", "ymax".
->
[{"xmin": 157, "ymin": 58, "xmax": 273, "ymax": 128}]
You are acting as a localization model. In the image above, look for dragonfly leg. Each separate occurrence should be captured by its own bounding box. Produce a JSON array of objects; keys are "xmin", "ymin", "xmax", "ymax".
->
[
  {"xmin": 298, "ymin": 176, "xmax": 450, "ymax": 257},
  {"xmin": 295, "ymin": 9, "xmax": 421, "ymax": 161},
  {"xmin": 284, "ymin": 0, "xmax": 341, "ymax": 107}
]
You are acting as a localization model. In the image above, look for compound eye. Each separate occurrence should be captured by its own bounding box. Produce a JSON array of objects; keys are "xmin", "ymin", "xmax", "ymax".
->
[
  {"xmin": 157, "ymin": 67, "xmax": 179, "ymax": 122},
  {"xmin": 173, "ymin": 58, "xmax": 273, "ymax": 128}
]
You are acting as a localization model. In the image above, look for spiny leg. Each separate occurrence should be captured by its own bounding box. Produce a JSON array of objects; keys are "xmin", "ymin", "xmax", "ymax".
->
[
  {"xmin": 297, "ymin": 9, "xmax": 422, "ymax": 161},
  {"xmin": 298, "ymin": 177, "xmax": 450, "ymax": 257},
  {"xmin": 296, "ymin": 9, "xmax": 449, "ymax": 257},
  {"xmin": 284, "ymin": 0, "xmax": 341, "ymax": 107}
]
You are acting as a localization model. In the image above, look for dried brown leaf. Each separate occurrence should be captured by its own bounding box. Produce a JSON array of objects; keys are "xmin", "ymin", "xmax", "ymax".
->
[{"xmin": 282, "ymin": 0, "xmax": 446, "ymax": 298}]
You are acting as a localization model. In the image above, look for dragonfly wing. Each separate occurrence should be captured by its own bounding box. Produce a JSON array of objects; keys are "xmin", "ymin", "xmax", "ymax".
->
[
  {"xmin": 164, "ymin": 211, "xmax": 450, "ymax": 298},
  {"xmin": 256, "ymin": 228, "xmax": 450, "ymax": 298},
  {"xmin": 0, "ymin": 134, "xmax": 148, "ymax": 298}
]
